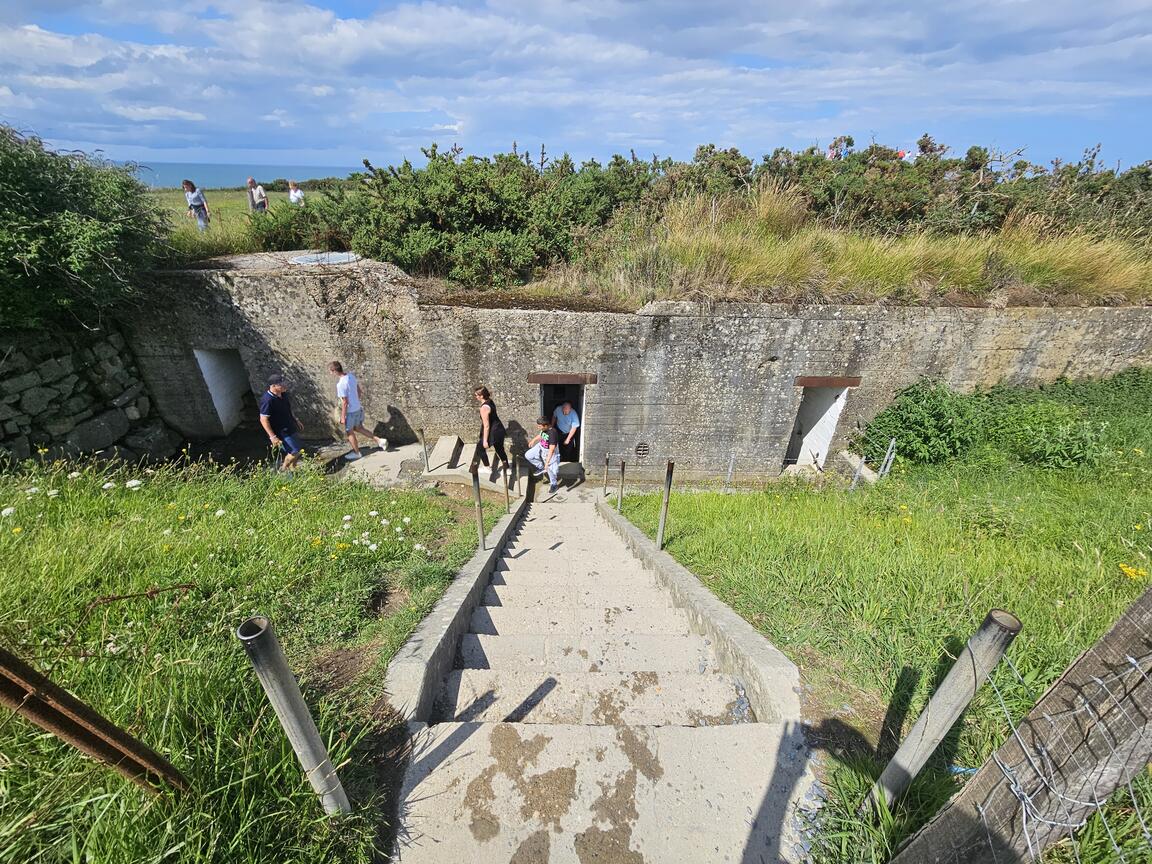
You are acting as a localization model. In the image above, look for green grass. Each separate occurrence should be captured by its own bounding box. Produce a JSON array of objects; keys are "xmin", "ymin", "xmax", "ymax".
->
[
  {"xmin": 537, "ymin": 184, "xmax": 1152, "ymax": 308},
  {"xmin": 621, "ymin": 371, "xmax": 1152, "ymax": 861},
  {"xmin": 0, "ymin": 456, "xmax": 500, "ymax": 863},
  {"xmin": 151, "ymin": 188, "xmax": 281, "ymax": 262}
]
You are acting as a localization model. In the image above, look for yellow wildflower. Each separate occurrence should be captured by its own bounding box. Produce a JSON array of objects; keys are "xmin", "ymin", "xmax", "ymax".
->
[
  {"xmin": 11, "ymin": 526, "xmax": 22, "ymax": 534},
  {"xmin": 1119, "ymin": 563, "xmax": 1149, "ymax": 581},
  {"xmin": 901, "ymin": 516, "xmax": 913, "ymax": 525}
]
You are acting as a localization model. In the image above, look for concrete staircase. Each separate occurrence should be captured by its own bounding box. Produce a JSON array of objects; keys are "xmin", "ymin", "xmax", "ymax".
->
[{"xmin": 396, "ymin": 501, "xmax": 812, "ymax": 863}]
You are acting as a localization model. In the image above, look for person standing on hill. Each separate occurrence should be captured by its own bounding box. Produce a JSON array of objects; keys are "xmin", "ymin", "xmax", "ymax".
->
[
  {"xmin": 473, "ymin": 386, "xmax": 510, "ymax": 481},
  {"xmin": 288, "ymin": 181, "xmax": 305, "ymax": 205},
  {"xmin": 329, "ymin": 361, "xmax": 387, "ymax": 461},
  {"xmin": 247, "ymin": 177, "xmax": 268, "ymax": 213},
  {"xmin": 182, "ymin": 180, "xmax": 210, "ymax": 231},
  {"xmin": 259, "ymin": 373, "xmax": 304, "ymax": 473}
]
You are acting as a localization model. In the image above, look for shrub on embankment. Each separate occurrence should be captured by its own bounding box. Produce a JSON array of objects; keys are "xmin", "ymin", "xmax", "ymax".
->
[
  {"xmin": 0, "ymin": 128, "xmax": 166, "ymax": 331},
  {"xmin": 0, "ymin": 458, "xmax": 500, "ymax": 863},
  {"xmin": 157, "ymin": 134, "xmax": 1152, "ymax": 306}
]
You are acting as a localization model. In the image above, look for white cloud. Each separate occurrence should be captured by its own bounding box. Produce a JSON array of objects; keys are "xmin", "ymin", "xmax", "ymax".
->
[{"xmin": 111, "ymin": 104, "xmax": 207, "ymax": 121}]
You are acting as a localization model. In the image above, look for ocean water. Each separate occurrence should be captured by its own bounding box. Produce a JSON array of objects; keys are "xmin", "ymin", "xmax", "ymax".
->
[{"xmin": 128, "ymin": 161, "xmax": 359, "ymax": 189}]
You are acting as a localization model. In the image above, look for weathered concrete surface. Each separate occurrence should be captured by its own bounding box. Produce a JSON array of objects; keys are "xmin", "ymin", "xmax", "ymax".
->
[
  {"xmin": 397, "ymin": 721, "xmax": 812, "ymax": 863},
  {"xmin": 393, "ymin": 498, "xmax": 817, "ymax": 862},
  {"xmin": 127, "ymin": 253, "xmax": 1152, "ymax": 480}
]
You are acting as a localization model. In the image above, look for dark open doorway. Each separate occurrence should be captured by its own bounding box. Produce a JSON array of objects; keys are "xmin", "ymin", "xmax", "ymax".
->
[{"xmin": 540, "ymin": 383, "xmax": 584, "ymax": 463}]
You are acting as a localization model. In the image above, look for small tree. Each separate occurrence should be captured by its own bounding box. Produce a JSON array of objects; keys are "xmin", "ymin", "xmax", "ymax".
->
[{"xmin": 0, "ymin": 126, "xmax": 166, "ymax": 332}]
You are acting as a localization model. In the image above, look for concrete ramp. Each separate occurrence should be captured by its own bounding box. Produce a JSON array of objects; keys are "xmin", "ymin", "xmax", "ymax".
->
[{"xmin": 393, "ymin": 500, "xmax": 815, "ymax": 863}]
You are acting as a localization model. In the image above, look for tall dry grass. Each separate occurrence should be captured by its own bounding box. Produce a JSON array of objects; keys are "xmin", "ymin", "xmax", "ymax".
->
[{"xmin": 537, "ymin": 181, "xmax": 1152, "ymax": 308}]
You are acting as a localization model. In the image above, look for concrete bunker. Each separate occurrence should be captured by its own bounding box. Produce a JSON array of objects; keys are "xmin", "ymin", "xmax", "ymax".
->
[
  {"xmin": 528, "ymin": 372, "xmax": 597, "ymax": 464},
  {"xmin": 192, "ymin": 348, "xmax": 252, "ymax": 436},
  {"xmin": 783, "ymin": 376, "xmax": 861, "ymax": 470}
]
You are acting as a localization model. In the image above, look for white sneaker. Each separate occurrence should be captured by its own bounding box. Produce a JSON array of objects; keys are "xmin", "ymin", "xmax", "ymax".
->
[
  {"xmin": 344, "ymin": 451, "xmax": 362, "ymax": 461},
  {"xmin": 375, "ymin": 437, "xmax": 388, "ymax": 450}
]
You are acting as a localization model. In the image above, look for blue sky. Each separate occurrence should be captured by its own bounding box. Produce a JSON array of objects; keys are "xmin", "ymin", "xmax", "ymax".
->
[{"xmin": 2, "ymin": 1, "xmax": 1150, "ymax": 168}]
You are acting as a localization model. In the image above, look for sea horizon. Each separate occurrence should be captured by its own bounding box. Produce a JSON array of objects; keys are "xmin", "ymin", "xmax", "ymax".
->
[{"xmin": 126, "ymin": 160, "xmax": 360, "ymax": 189}]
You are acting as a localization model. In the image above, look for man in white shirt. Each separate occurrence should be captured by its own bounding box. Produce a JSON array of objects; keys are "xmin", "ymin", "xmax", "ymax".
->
[
  {"xmin": 247, "ymin": 177, "xmax": 268, "ymax": 213},
  {"xmin": 328, "ymin": 360, "xmax": 387, "ymax": 460},
  {"xmin": 552, "ymin": 401, "xmax": 581, "ymax": 462}
]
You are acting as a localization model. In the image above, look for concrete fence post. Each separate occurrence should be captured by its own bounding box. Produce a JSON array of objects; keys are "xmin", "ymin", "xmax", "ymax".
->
[
  {"xmin": 656, "ymin": 460, "xmax": 675, "ymax": 549},
  {"xmin": 417, "ymin": 428, "xmax": 429, "ymax": 472},
  {"xmin": 868, "ymin": 609, "xmax": 1022, "ymax": 812}
]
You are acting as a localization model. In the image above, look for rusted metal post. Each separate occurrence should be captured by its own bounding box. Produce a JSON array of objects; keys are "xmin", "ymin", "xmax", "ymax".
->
[
  {"xmin": 417, "ymin": 428, "xmax": 429, "ymax": 472},
  {"xmin": 617, "ymin": 460, "xmax": 625, "ymax": 512},
  {"xmin": 656, "ymin": 460, "xmax": 675, "ymax": 549},
  {"xmin": 0, "ymin": 647, "xmax": 188, "ymax": 794},
  {"xmin": 502, "ymin": 463, "xmax": 511, "ymax": 514},
  {"xmin": 471, "ymin": 462, "xmax": 485, "ymax": 551},
  {"xmin": 868, "ymin": 610, "xmax": 1022, "ymax": 812},
  {"xmin": 602, "ymin": 454, "xmax": 610, "ymax": 497},
  {"xmin": 237, "ymin": 617, "xmax": 351, "ymax": 815}
]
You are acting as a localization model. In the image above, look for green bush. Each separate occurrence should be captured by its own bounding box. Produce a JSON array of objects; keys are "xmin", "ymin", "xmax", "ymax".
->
[
  {"xmin": 857, "ymin": 380, "xmax": 981, "ymax": 464},
  {"xmin": 1015, "ymin": 419, "xmax": 1108, "ymax": 468},
  {"xmin": 0, "ymin": 127, "xmax": 167, "ymax": 331}
]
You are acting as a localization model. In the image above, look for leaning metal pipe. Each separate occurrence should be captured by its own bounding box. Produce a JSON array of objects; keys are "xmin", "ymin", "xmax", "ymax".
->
[
  {"xmin": 0, "ymin": 646, "xmax": 189, "ymax": 794},
  {"xmin": 236, "ymin": 617, "xmax": 351, "ymax": 815},
  {"xmin": 656, "ymin": 460, "xmax": 675, "ymax": 549},
  {"xmin": 867, "ymin": 609, "xmax": 1022, "ymax": 811}
]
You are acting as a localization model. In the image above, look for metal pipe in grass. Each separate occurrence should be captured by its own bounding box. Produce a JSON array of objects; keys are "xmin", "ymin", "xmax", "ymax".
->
[
  {"xmin": 470, "ymin": 462, "xmax": 485, "ymax": 551},
  {"xmin": 602, "ymin": 454, "xmax": 610, "ymax": 497},
  {"xmin": 0, "ymin": 646, "xmax": 189, "ymax": 794},
  {"xmin": 236, "ymin": 617, "xmax": 351, "ymax": 816},
  {"xmin": 867, "ymin": 609, "xmax": 1022, "ymax": 812},
  {"xmin": 656, "ymin": 460, "xmax": 675, "ymax": 550},
  {"xmin": 617, "ymin": 460, "xmax": 625, "ymax": 513},
  {"xmin": 879, "ymin": 438, "xmax": 897, "ymax": 478}
]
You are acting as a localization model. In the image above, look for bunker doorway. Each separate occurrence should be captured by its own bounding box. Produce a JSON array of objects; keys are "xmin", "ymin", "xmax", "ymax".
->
[
  {"xmin": 540, "ymin": 382, "xmax": 584, "ymax": 463},
  {"xmin": 783, "ymin": 385, "xmax": 849, "ymax": 470},
  {"xmin": 192, "ymin": 348, "xmax": 252, "ymax": 436}
]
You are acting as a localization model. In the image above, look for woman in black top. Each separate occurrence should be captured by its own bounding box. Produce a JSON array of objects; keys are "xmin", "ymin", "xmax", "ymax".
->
[{"xmin": 473, "ymin": 386, "xmax": 510, "ymax": 478}]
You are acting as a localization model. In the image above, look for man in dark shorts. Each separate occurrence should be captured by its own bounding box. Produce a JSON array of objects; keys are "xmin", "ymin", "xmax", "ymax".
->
[{"xmin": 258, "ymin": 373, "xmax": 304, "ymax": 472}]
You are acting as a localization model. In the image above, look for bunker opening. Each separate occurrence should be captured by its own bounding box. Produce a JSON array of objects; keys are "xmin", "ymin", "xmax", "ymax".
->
[
  {"xmin": 528, "ymin": 372, "xmax": 597, "ymax": 465},
  {"xmin": 192, "ymin": 348, "xmax": 253, "ymax": 436},
  {"xmin": 783, "ymin": 376, "xmax": 860, "ymax": 470}
]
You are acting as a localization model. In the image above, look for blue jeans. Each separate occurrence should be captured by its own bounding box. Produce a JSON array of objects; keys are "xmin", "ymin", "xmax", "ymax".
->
[
  {"xmin": 525, "ymin": 444, "xmax": 558, "ymax": 485},
  {"xmin": 192, "ymin": 206, "xmax": 208, "ymax": 232}
]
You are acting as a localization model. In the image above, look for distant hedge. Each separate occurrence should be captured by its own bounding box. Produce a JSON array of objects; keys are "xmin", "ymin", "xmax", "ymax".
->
[{"xmin": 0, "ymin": 127, "xmax": 166, "ymax": 331}]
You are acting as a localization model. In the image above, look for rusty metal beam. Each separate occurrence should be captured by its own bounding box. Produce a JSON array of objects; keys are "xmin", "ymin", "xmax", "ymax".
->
[{"xmin": 0, "ymin": 647, "xmax": 189, "ymax": 794}]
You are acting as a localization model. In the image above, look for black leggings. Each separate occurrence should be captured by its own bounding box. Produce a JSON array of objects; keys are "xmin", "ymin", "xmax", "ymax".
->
[{"xmin": 476, "ymin": 428, "xmax": 509, "ymax": 468}]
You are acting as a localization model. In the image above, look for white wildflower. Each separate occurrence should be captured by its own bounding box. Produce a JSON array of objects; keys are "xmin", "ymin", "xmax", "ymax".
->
[
  {"xmin": 162, "ymin": 528, "xmax": 172, "ymax": 536},
  {"xmin": 368, "ymin": 543, "xmax": 378, "ymax": 552},
  {"xmin": 342, "ymin": 514, "xmax": 352, "ymax": 522},
  {"xmin": 361, "ymin": 531, "xmax": 370, "ymax": 538},
  {"xmin": 1, "ymin": 507, "xmax": 14, "ymax": 517},
  {"xmin": 67, "ymin": 471, "xmax": 81, "ymax": 480},
  {"xmin": 246, "ymin": 528, "xmax": 255, "ymax": 535},
  {"xmin": 101, "ymin": 482, "xmax": 116, "ymax": 490},
  {"xmin": 368, "ymin": 510, "xmax": 378, "ymax": 517},
  {"xmin": 341, "ymin": 523, "xmax": 351, "ymax": 531},
  {"xmin": 402, "ymin": 516, "xmax": 411, "ymax": 524},
  {"xmin": 26, "ymin": 487, "xmax": 39, "ymax": 494},
  {"xmin": 47, "ymin": 490, "xmax": 59, "ymax": 498},
  {"xmin": 215, "ymin": 509, "xmax": 226, "ymax": 517},
  {"xmin": 125, "ymin": 479, "xmax": 142, "ymax": 489},
  {"xmin": 395, "ymin": 526, "xmax": 402, "ymax": 533},
  {"xmin": 414, "ymin": 543, "xmax": 425, "ymax": 551},
  {"xmin": 380, "ymin": 519, "xmax": 389, "ymax": 526}
]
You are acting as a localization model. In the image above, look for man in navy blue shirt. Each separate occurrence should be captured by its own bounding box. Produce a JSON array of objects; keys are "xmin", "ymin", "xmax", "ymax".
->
[{"xmin": 258, "ymin": 373, "xmax": 304, "ymax": 471}]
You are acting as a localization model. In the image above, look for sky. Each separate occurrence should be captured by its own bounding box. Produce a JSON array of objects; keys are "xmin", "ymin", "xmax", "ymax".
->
[{"xmin": 1, "ymin": 0, "xmax": 1151, "ymax": 169}]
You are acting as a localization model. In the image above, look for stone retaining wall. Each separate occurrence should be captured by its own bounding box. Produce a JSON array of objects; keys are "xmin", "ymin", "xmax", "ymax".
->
[{"xmin": 0, "ymin": 327, "xmax": 183, "ymax": 463}]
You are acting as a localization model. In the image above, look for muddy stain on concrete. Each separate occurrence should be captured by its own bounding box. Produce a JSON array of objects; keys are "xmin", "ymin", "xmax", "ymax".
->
[
  {"xmin": 519, "ymin": 766, "xmax": 578, "ymax": 831},
  {"xmin": 510, "ymin": 830, "xmax": 552, "ymax": 864}
]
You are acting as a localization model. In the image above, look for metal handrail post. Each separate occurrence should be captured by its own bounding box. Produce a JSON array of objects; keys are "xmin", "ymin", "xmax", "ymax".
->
[
  {"xmin": 656, "ymin": 460, "xmax": 675, "ymax": 549},
  {"xmin": 602, "ymin": 454, "xmax": 610, "ymax": 497},
  {"xmin": 502, "ymin": 463, "xmax": 511, "ymax": 514},
  {"xmin": 617, "ymin": 460, "xmax": 625, "ymax": 512},
  {"xmin": 470, "ymin": 463, "xmax": 485, "ymax": 551},
  {"xmin": 236, "ymin": 617, "xmax": 351, "ymax": 815}
]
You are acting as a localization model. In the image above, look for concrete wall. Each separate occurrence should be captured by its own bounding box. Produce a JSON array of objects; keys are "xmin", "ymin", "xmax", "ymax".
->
[
  {"xmin": 0, "ymin": 326, "xmax": 183, "ymax": 463},
  {"xmin": 124, "ymin": 253, "xmax": 1152, "ymax": 480}
]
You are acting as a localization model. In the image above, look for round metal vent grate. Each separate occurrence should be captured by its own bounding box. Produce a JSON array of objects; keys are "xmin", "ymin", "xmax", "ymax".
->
[{"xmin": 634, "ymin": 442, "xmax": 650, "ymax": 459}]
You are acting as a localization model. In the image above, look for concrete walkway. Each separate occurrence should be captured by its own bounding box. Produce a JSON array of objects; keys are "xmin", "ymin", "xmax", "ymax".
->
[{"xmin": 395, "ymin": 498, "xmax": 813, "ymax": 863}]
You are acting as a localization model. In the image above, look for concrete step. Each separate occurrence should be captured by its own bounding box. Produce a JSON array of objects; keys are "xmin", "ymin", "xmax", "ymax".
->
[
  {"xmin": 495, "ymin": 554, "xmax": 647, "ymax": 577},
  {"xmin": 457, "ymin": 634, "xmax": 718, "ymax": 673},
  {"xmin": 481, "ymin": 584, "xmax": 674, "ymax": 609},
  {"xmin": 427, "ymin": 434, "xmax": 464, "ymax": 470},
  {"xmin": 488, "ymin": 569, "xmax": 656, "ymax": 588},
  {"xmin": 435, "ymin": 670, "xmax": 752, "ymax": 725},
  {"xmin": 397, "ymin": 721, "xmax": 812, "ymax": 863},
  {"xmin": 469, "ymin": 605, "xmax": 691, "ymax": 637}
]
